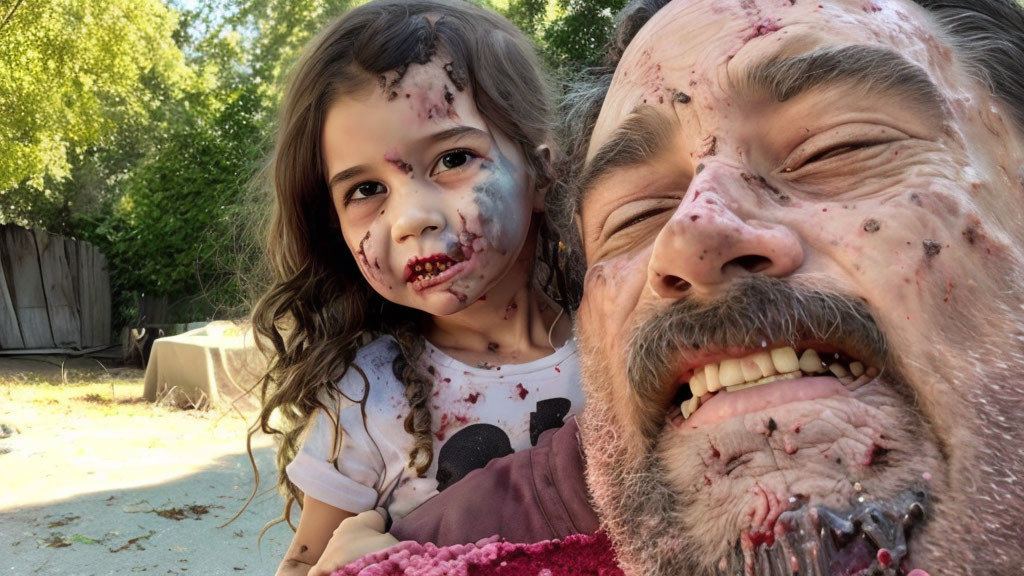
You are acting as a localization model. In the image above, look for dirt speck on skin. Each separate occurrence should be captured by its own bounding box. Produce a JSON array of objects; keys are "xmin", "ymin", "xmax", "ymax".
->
[
  {"xmin": 863, "ymin": 219, "xmax": 881, "ymax": 233},
  {"xmin": 963, "ymin": 224, "xmax": 978, "ymax": 244},
  {"xmin": 923, "ymin": 239, "xmax": 942, "ymax": 258}
]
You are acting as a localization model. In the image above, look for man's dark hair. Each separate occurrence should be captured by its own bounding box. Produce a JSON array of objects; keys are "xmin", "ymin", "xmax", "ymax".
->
[{"xmin": 554, "ymin": 0, "xmax": 1024, "ymax": 283}]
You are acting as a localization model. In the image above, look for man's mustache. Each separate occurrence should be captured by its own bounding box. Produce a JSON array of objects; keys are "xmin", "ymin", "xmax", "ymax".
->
[{"xmin": 626, "ymin": 276, "xmax": 890, "ymax": 414}]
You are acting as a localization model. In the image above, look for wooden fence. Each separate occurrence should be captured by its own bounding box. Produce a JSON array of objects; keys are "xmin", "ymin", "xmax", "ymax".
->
[{"xmin": 0, "ymin": 224, "xmax": 111, "ymax": 350}]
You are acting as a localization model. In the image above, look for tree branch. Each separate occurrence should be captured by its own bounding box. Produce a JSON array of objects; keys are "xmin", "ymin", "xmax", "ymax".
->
[{"xmin": 0, "ymin": 0, "xmax": 26, "ymax": 37}]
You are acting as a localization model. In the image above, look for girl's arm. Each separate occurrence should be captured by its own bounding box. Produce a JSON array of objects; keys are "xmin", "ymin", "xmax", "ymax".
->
[
  {"xmin": 310, "ymin": 509, "xmax": 399, "ymax": 575},
  {"xmin": 276, "ymin": 494, "xmax": 355, "ymax": 576}
]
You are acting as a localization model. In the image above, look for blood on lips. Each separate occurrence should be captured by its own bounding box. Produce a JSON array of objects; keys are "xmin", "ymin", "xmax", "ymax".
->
[{"xmin": 406, "ymin": 253, "xmax": 461, "ymax": 282}]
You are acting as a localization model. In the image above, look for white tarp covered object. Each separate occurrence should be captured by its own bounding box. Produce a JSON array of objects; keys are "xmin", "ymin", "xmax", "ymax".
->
[{"xmin": 143, "ymin": 321, "xmax": 268, "ymax": 410}]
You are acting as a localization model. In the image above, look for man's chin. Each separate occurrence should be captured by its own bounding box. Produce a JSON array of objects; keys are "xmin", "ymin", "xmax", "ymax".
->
[{"xmin": 585, "ymin": 379, "xmax": 948, "ymax": 576}]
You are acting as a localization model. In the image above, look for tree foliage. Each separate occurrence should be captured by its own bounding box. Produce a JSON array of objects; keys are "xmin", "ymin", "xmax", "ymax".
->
[
  {"xmin": 0, "ymin": 0, "xmax": 620, "ymax": 329},
  {"xmin": 0, "ymin": 0, "xmax": 189, "ymax": 191}
]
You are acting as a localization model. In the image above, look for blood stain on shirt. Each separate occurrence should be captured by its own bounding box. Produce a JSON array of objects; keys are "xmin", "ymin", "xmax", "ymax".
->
[
  {"xmin": 515, "ymin": 383, "xmax": 529, "ymax": 399},
  {"xmin": 434, "ymin": 412, "xmax": 471, "ymax": 441}
]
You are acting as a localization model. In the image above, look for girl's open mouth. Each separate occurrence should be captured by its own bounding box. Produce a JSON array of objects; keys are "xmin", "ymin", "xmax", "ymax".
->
[{"xmin": 405, "ymin": 253, "xmax": 470, "ymax": 290}]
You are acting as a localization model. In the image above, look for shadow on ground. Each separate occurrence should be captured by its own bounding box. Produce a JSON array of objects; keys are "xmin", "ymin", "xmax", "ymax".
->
[{"xmin": 0, "ymin": 447, "xmax": 292, "ymax": 576}]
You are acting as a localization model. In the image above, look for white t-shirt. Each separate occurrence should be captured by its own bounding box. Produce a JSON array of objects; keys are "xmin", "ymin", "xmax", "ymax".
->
[{"xmin": 286, "ymin": 336, "xmax": 583, "ymax": 520}]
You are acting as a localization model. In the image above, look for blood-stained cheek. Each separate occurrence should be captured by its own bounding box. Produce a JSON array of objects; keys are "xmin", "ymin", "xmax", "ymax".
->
[
  {"xmin": 836, "ymin": 185, "xmax": 1008, "ymax": 322},
  {"xmin": 353, "ymin": 229, "xmax": 392, "ymax": 292}
]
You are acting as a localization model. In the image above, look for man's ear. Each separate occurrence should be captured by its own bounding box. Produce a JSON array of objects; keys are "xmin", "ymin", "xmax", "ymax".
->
[{"xmin": 531, "ymin": 144, "xmax": 555, "ymax": 212}]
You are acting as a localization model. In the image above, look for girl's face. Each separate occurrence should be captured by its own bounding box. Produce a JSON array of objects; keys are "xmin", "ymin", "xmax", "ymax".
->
[{"xmin": 323, "ymin": 59, "xmax": 541, "ymax": 317}]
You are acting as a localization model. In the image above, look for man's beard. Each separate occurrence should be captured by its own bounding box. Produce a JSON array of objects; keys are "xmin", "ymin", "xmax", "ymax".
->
[{"xmin": 577, "ymin": 276, "xmax": 1024, "ymax": 575}]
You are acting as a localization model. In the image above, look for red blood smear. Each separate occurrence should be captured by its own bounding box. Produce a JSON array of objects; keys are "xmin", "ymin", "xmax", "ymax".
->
[
  {"xmin": 516, "ymin": 383, "xmax": 529, "ymax": 399},
  {"xmin": 748, "ymin": 531, "xmax": 775, "ymax": 548},
  {"xmin": 554, "ymin": 366, "xmax": 561, "ymax": 373},
  {"xmin": 877, "ymin": 548, "xmax": 893, "ymax": 567},
  {"xmin": 464, "ymin": 392, "xmax": 480, "ymax": 404}
]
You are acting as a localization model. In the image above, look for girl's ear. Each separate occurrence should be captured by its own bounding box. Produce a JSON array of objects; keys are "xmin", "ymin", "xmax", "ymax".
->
[{"xmin": 531, "ymin": 144, "xmax": 555, "ymax": 212}]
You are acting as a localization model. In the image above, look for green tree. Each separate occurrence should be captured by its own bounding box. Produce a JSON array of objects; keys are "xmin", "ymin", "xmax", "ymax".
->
[{"xmin": 0, "ymin": 0, "xmax": 189, "ymax": 193}]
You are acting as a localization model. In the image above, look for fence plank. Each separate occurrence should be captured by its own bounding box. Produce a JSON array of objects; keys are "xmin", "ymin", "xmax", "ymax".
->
[
  {"xmin": 78, "ymin": 243, "xmax": 112, "ymax": 347},
  {"xmin": 35, "ymin": 229, "xmax": 82, "ymax": 348},
  {"xmin": 0, "ymin": 225, "xmax": 53, "ymax": 348},
  {"xmin": 0, "ymin": 253, "xmax": 24, "ymax": 349},
  {"xmin": 95, "ymin": 250, "xmax": 112, "ymax": 346}
]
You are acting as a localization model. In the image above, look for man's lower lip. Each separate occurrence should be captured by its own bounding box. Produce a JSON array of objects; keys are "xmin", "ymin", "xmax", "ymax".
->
[
  {"xmin": 672, "ymin": 376, "xmax": 851, "ymax": 429},
  {"xmin": 409, "ymin": 260, "xmax": 471, "ymax": 291}
]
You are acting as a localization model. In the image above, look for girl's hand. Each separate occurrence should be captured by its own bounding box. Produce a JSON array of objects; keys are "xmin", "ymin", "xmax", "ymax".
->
[{"xmin": 309, "ymin": 508, "xmax": 399, "ymax": 576}]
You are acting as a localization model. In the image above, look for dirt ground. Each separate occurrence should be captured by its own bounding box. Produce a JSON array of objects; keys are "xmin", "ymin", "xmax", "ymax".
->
[{"xmin": 0, "ymin": 355, "xmax": 292, "ymax": 575}]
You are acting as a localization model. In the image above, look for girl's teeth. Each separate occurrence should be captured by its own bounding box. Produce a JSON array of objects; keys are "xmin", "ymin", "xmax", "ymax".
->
[
  {"xmin": 425, "ymin": 262, "xmax": 434, "ymax": 272},
  {"xmin": 438, "ymin": 263, "xmax": 446, "ymax": 271}
]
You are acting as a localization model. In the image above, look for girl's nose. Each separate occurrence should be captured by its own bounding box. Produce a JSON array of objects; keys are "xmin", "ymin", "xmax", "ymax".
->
[{"xmin": 390, "ymin": 191, "xmax": 446, "ymax": 243}]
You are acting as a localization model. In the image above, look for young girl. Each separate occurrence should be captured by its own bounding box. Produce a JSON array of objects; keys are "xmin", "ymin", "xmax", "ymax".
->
[{"xmin": 249, "ymin": 1, "xmax": 583, "ymax": 574}]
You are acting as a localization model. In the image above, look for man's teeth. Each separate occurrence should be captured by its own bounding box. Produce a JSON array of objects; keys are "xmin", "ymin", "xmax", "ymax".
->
[{"xmin": 679, "ymin": 346, "xmax": 879, "ymax": 420}]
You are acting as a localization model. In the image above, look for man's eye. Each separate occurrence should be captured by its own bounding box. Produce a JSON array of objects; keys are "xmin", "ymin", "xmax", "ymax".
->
[
  {"xmin": 432, "ymin": 150, "xmax": 476, "ymax": 175},
  {"xmin": 347, "ymin": 181, "xmax": 387, "ymax": 202},
  {"xmin": 606, "ymin": 207, "xmax": 673, "ymax": 237},
  {"xmin": 802, "ymin": 144, "xmax": 868, "ymax": 165},
  {"xmin": 782, "ymin": 125, "xmax": 909, "ymax": 173}
]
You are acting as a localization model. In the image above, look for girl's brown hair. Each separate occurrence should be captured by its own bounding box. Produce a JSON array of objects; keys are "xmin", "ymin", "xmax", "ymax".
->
[{"xmin": 248, "ymin": 0, "xmax": 567, "ymax": 528}]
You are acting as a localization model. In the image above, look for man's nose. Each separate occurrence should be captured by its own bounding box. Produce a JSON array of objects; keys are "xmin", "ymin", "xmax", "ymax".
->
[
  {"xmin": 390, "ymin": 188, "xmax": 446, "ymax": 243},
  {"xmin": 648, "ymin": 166, "xmax": 803, "ymax": 298}
]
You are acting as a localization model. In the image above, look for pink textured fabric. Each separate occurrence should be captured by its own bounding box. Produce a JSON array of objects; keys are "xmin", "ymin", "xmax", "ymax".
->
[{"xmin": 331, "ymin": 532, "xmax": 623, "ymax": 576}]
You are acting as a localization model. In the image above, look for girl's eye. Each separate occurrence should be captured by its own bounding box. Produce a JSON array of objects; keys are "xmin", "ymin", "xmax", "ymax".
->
[
  {"xmin": 432, "ymin": 150, "xmax": 476, "ymax": 175},
  {"xmin": 347, "ymin": 181, "xmax": 387, "ymax": 202}
]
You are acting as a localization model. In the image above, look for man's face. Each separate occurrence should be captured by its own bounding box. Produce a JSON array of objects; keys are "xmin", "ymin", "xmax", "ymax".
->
[{"xmin": 575, "ymin": 0, "xmax": 1024, "ymax": 574}]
